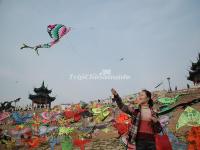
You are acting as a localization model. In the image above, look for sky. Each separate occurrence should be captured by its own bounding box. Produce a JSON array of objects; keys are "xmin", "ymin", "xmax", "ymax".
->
[{"xmin": 0, "ymin": 0, "xmax": 200, "ymax": 106}]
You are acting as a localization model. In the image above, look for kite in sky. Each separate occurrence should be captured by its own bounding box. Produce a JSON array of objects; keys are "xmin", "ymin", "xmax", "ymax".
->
[
  {"xmin": 20, "ymin": 24, "xmax": 71, "ymax": 55},
  {"xmin": 120, "ymin": 57, "xmax": 125, "ymax": 61},
  {"xmin": 155, "ymin": 82, "xmax": 163, "ymax": 88}
]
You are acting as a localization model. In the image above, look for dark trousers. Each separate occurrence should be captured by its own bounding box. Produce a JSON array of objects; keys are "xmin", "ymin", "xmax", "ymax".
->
[{"xmin": 136, "ymin": 139, "xmax": 156, "ymax": 150}]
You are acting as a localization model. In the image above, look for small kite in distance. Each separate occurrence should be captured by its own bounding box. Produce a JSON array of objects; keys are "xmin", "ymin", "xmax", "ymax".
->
[
  {"xmin": 155, "ymin": 82, "xmax": 163, "ymax": 89},
  {"xmin": 120, "ymin": 57, "xmax": 125, "ymax": 61}
]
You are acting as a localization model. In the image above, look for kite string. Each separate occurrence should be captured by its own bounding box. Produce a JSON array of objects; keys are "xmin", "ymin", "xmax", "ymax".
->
[{"xmin": 68, "ymin": 41, "xmax": 79, "ymax": 56}]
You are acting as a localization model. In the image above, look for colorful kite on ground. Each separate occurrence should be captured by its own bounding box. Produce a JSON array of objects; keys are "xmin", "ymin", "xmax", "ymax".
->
[
  {"xmin": 92, "ymin": 107, "xmax": 110, "ymax": 123},
  {"xmin": 58, "ymin": 127, "xmax": 74, "ymax": 136},
  {"xmin": 158, "ymin": 98, "xmax": 200, "ymax": 116},
  {"xmin": 157, "ymin": 94, "xmax": 183, "ymax": 105},
  {"xmin": 113, "ymin": 113, "xmax": 131, "ymax": 136},
  {"xmin": 61, "ymin": 136, "xmax": 73, "ymax": 150},
  {"xmin": 176, "ymin": 106, "xmax": 200, "ymax": 130},
  {"xmin": 187, "ymin": 127, "xmax": 200, "ymax": 150},
  {"xmin": 9, "ymin": 126, "xmax": 32, "ymax": 138},
  {"xmin": 73, "ymin": 138, "xmax": 91, "ymax": 150},
  {"xmin": 39, "ymin": 126, "xmax": 58, "ymax": 135},
  {"xmin": 11, "ymin": 112, "xmax": 32, "ymax": 124},
  {"xmin": 49, "ymin": 135, "xmax": 60, "ymax": 150},
  {"xmin": 21, "ymin": 24, "xmax": 71, "ymax": 55},
  {"xmin": 0, "ymin": 112, "xmax": 10, "ymax": 123}
]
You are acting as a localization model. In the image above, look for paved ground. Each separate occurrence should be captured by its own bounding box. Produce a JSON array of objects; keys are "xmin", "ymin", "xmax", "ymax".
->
[{"xmin": 73, "ymin": 138, "xmax": 124, "ymax": 150}]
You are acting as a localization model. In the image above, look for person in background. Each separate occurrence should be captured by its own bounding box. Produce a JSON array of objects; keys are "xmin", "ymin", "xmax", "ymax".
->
[
  {"xmin": 187, "ymin": 84, "xmax": 190, "ymax": 89},
  {"xmin": 175, "ymin": 86, "xmax": 178, "ymax": 91}
]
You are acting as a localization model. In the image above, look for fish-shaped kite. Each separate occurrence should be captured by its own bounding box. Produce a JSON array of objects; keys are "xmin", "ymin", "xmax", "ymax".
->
[{"xmin": 21, "ymin": 24, "xmax": 71, "ymax": 55}]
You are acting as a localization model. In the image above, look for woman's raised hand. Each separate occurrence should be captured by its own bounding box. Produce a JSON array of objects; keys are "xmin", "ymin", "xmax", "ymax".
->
[{"xmin": 111, "ymin": 88, "xmax": 118, "ymax": 96}]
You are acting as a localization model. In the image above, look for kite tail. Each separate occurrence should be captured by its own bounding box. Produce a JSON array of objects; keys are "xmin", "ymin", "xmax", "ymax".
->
[
  {"xmin": 33, "ymin": 40, "xmax": 58, "ymax": 55},
  {"xmin": 35, "ymin": 43, "xmax": 51, "ymax": 49},
  {"xmin": 35, "ymin": 39, "xmax": 58, "ymax": 49}
]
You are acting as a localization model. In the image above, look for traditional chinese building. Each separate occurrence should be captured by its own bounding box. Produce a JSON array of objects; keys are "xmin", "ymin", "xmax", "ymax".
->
[
  {"xmin": 29, "ymin": 81, "xmax": 55, "ymax": 108},
  {"xmin": 188, "ymin": 53, "xmax": 200, "ymax": 85}
]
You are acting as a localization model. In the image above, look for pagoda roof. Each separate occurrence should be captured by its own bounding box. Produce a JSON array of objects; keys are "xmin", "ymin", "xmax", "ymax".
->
[
  {"xmin": 188, "ymin": 71, "xmax": 200, "ymax": 82},
  {"xmin": 188, "ymin": 70, "xmax": 199, "ymax": 80},
  {"xmin": 29, "ymin": 94, "xmax": 55, "ymax": 103},
  {"xmin": 29, "ymin": 81, "xmax": 56, "ymax": 104},
  {"xmin": 188, "ymin": 53, "xmax": 200, "ymax": 83},
  {"xmin": 189, "ymin": 70, "xmax": 200, "ymax": 75},
  {"xmin": 34, "ymin": 81, "xmax": 52, "ymax": 94}
]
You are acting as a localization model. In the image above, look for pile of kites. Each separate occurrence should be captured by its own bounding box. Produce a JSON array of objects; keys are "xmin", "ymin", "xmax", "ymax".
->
[
  {"xmin": 0, "ymin": 92, "xmax": 199, "ymax": 150},
  {"xmin": 0, "ymin": 101, "xmax": 127, "ymax": 150},
  {"xmin": 157, "ymin": 93, "xmax": 200, "ymax": 150}
]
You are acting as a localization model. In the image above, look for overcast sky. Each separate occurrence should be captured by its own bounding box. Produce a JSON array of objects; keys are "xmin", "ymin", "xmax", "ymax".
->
[{"xmin": 0, "ymin": 0, "xmax": 200, "ymax": 106}]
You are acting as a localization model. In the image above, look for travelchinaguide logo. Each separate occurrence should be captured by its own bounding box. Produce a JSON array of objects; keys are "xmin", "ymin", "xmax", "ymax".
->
[{"xmin": 69, "ymin": 69, "xmax": 131, "ymax": 80}]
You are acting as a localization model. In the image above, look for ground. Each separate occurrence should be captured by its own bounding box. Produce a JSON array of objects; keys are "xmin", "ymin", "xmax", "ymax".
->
[{"xmin": 0, "ymin": 87, "xmax": 200, "ymax": 150}]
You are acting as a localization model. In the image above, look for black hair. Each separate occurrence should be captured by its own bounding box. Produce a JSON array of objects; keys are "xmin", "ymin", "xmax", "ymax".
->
[{"xmin": 142, "ymin": 89, "xmax": 154, "ymax": 108}]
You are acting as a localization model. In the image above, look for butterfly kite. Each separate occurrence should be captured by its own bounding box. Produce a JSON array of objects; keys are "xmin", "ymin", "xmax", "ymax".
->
[
  {"xmin": 176, "ymin": 106, "xmax": 200, "ymax": 130},
  {"xmin": 58, "ymin": 127, "xmax": 74, "ymax": 136},
  {"xmin": 92, "ymin": 106, "xmax": 110, "ymax": 123},
  {"xmin": 39, "ymin": 126, "xmax": 58, "ymax": 136},
  {"xmin": 11, "ymin": 112, "xmax": 33, "ymax": 124},
  {"xmin": 21, "ymin": 24, "xmax": 71, "ymax": 55}
]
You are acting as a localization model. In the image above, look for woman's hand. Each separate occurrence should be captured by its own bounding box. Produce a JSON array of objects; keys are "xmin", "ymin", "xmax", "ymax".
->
[
  {"xmin": 151, "ymin": 116, "xmax": 158, "ymax": 123},
  {"xmin": 111, "ymin": 88, "xmax": 118, "ymax": 96}
]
